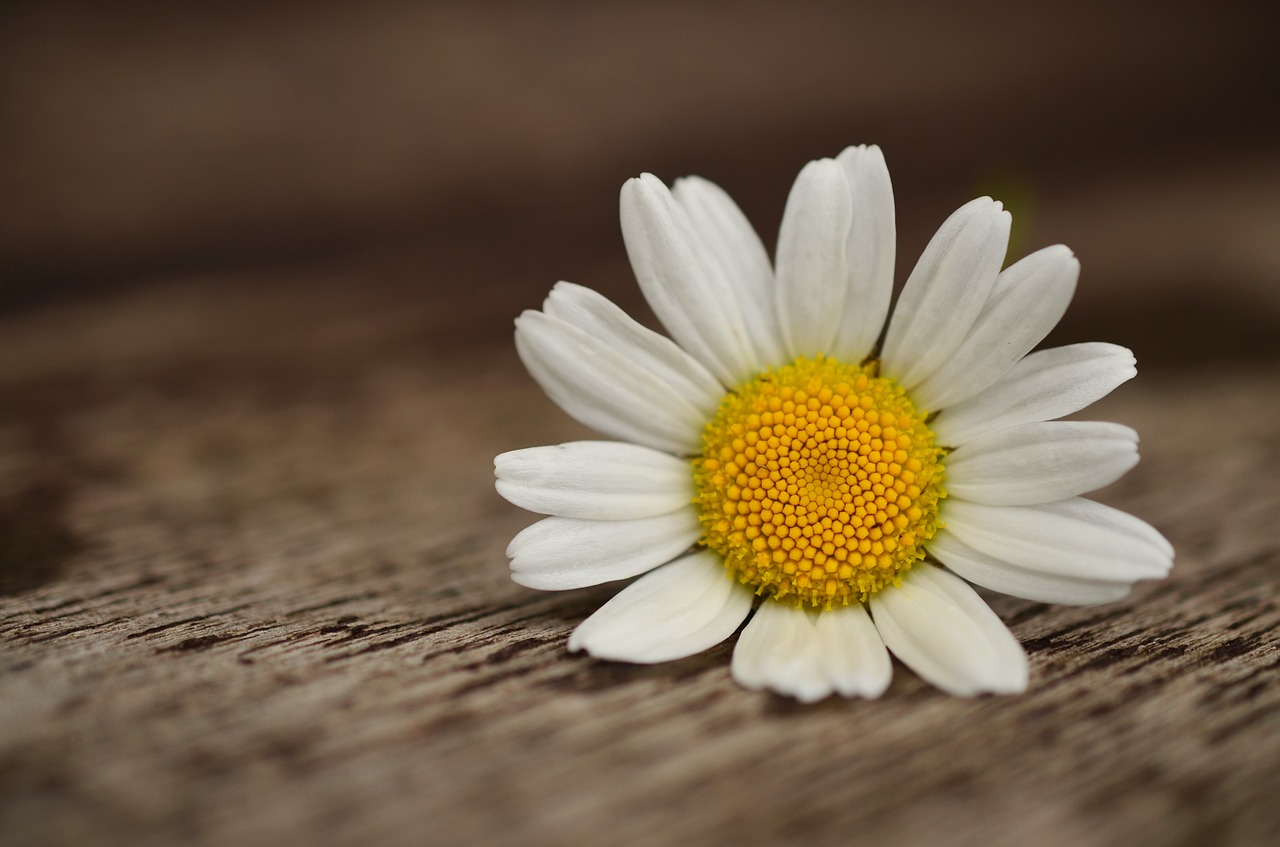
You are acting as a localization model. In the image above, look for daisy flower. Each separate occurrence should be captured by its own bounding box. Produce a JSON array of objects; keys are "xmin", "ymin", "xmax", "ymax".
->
[{"xmin": 495, "ymin": 145, "xmax": 1173, "ymax": 701}]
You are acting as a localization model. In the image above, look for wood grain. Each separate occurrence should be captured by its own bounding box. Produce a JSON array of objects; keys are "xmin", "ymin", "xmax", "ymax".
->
[{"xmin": 1, "ymin": 264, "xmax": 1278, "ymax": 847}]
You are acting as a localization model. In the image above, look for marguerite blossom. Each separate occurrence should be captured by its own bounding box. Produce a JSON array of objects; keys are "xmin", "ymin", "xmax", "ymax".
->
[{"xmin": 496, "ymin": 145, "xmax": 1173, "ymax": 701}]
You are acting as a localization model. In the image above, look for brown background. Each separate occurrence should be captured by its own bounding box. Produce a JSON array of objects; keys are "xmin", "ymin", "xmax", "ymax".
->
[{"xmin": 2, "ymin": 2, "xmax": 1278, "ymax": 845}]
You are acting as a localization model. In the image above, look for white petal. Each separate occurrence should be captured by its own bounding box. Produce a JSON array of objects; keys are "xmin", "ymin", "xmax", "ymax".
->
[
  {"xmin": 774, "ymin": 159, "xmax": 853, "ymax": 359},
  {"xmin": 929, "ymin": 530, "xmax": 1132, "ymax": 606},
  {"xmin": 869, "ymin": 564, "xmax": 1028, "ymax": 697},
  {"xmin": 673, "ymin": 176, "xmax": 786, "ymax": 367},
  {"xmin": 515, "ymin": 310, "xmax": 707, "ymax": 455},
  {"xmin": 831, "ymin": 144, "xmax": 896, "ymax": 363},
  {"xmin": 568, "ymin": 550, "xmax": 753, "ymax": 663},
  {"xmin": 911, "ymin": 245, "xmax": 1079, "ymax": 410},
  {"xmin": 506, "ymin": 509, "xmax": 701, "ymax": 590},
  {"xmin": 542, "ymin": 282, "xmax": 724, "ymax": 414},
  {"xmin": 931, "ymin": 343, "xmax": 1137, "ymax": 446},
  {"xmin": 814, "ymin": 603, "xmax": 892, "ymax": 698},
  {"xmin": 620, "ymin": 174, "xmax": 758, "ymax": 385},
  {"xmin": 731, "ymin": 602, "xmax": 833, "ymax": 703},
  {"xmin": 495, "ymin": 441, "xmax": 694, "ymax": 520},
  {"xmin": 945, "ymin": 421, "xmax": 1140, "ymax": 505},
  {"xmin": 942, "ymin": 497, "xmax": 1173, "ymax": 583},
  {"xmin": 880, "ymin": 197, "xmax": 1011, "ymax": 391}
]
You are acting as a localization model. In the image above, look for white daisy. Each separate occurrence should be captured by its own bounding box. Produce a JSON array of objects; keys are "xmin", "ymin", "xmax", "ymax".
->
[{"xmin": 495, "ymin": 145, "xmax": 1173, "ymax": 701}]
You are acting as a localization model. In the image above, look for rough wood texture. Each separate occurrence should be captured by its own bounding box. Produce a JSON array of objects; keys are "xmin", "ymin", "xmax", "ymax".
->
[{"xmin": 2, "ymin": 260, "xmax": 1278, "ymax": 847}]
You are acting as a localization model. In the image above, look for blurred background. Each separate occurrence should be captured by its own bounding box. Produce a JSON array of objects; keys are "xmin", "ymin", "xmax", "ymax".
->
[{"xmin": 3, "ymin": 0, "xmax": 1278, "ymax": 367}]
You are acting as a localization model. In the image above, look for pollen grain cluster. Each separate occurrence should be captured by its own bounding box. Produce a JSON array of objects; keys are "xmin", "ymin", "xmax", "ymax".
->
[{"xmin": 693, "ymin": 356, "xmax": 945, "ymax": 609}]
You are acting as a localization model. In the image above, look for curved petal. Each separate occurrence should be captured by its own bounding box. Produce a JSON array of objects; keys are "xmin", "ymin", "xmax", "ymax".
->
[
  {"xmin": 731, "ymin": 602, "xmax": 832, "ymax": 702},
  {"xmin": 506, "ymin": 509, "xmax": 700, "ymax": 590},
  {"xmin": 880, "ymin": 197, "xmax": 1011, "ymax": 391},
  {"xmin": 515, "ymin": 310, "xmax": 707, "ymax": 455},
  {"xmin": 931, "ymin": 343, "xmax": 1137, "ymax": 446},
  {"xmin": 620, "ymin": 174, "xmax": 757, "ymax": 385},
  {"xmin": 495, "ymin": 441, "xmax": 694, "ymax": 520},
  {"xmin": 869, "ymin": 564, "xmax": 1028, "ymax": 696},
  {"xmin": 929, "ymin": 530, "xmax": 1132, "ymax": 606},
  {"xmin": 673, "ymin": 176, "xmax": 786, "ymax": 367},
  {"xmin": 568, "ymin": 550, "xmax": 753, "ymax": 663},
  {"xmin": 814, "ymin": 603, "xmax": 893, "ymax": 698},
  {"xmin": 774, "ymin": 158, "xmax": 853, "ymax": 359},
  {"xmin": 941, "ymin": 497, "xmax": 1173, "ymax": 582},
  {"xmin": 542, "ymin": 282, "xmax": 724, "ymax": 414},
  {"xmin": 911, "ymin": 245, "xmax": 1079, "ymax": 410},
  {"xmin": 945, "ymin": 421, "xmax": 1140, "ymax": 505},
  {"xmin": 831, "ymin": 144, "xmax": 896, "ymax": 364}
]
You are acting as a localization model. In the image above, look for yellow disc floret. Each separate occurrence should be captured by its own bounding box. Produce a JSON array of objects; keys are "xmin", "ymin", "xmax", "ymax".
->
[{"xmin": 693, "ymin": 355, "xmax": 945, "ymax": 609}]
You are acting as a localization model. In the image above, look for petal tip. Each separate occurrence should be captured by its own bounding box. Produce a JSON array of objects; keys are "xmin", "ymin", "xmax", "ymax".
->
[
  {"xmin": 798, "ymin": 157, "xmax": 845, "ymax": 180},
  {"xmin": 508, "ymin": 569, "xmax": 536, "ymax": 587},
  {"xmin": 513, "ymin": 309, "xmax": 541, "ymax": 330},
  {"xmin": 629, "ymin": 172, "xmax": 666, "ymax": 193},
  {"xmin": 837, "ymin": 142, "xmax": 885, "ymax": 162},
  {"xmin": 547, "ymin": 280, "xmax": 581, "ymax": 298},
  {"xmin": 672, "ymin": 174, "xmax": 708, "ymax": 192},
  {"xmin": 620, "ymin": 174, "xmax": 664, "ymax": 205},
  {"xmin": 493, "ymin": 477, "xmax": 518, "ymax": 504}
]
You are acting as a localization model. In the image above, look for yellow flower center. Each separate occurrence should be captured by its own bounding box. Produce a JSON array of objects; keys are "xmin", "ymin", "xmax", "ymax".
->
[{"xmin": 693, "ymin": 356, "xmax": 945, "ymax": 609}]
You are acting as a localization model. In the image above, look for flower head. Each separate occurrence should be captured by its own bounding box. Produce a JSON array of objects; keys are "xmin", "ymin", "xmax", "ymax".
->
[{"xmin": 496, "ymin": 145, "xmax": 1172, "ymax": 701}]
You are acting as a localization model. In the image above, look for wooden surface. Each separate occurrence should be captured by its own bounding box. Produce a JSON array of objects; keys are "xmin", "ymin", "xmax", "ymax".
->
[{"xmin": 1, "ymin": 260, "xmax": 1278, "ymax": 847}]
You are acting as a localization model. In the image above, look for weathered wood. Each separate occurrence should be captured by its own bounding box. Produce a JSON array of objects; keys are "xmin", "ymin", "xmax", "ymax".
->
[{"xmin": 1, "ymin": 266, "xmax": 1277, "ymax": 847}]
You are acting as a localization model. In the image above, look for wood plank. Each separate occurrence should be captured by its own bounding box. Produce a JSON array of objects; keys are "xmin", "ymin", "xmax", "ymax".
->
[{"xmin": 2, "ymin": 270, "xmax": 1277, "ymax": 846}]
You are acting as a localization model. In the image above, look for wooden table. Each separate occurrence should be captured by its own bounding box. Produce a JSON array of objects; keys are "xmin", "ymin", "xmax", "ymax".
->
[{"xmin": 2, "ymin": 244, "xmax": 1278, "ymax": 846}]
